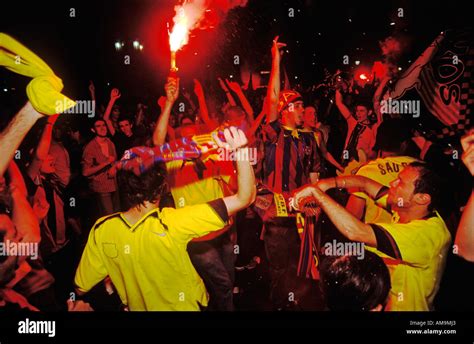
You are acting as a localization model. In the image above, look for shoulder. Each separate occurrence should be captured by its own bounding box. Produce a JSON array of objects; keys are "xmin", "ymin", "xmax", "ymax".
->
[{"xmin": 91, "ymin": 213, "xmax": 124, "ymax": 233}]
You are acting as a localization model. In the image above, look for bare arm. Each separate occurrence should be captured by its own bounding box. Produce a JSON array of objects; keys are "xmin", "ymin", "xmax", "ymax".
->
[
  {"xmin": 218, "ymin": 78, "xmax": 237, "ymax": 106},
  {"xmin": 267, "ymin": 36, "xmax": 286, "ymax": 123},
  {"xmin": 247, "ymin": 105, "xmax": 267, "ymax": 138},
  {"xmin": 335, "ymin": 89, "xmax": 352, "ymax": 120},
  {"xmin": 103, "ymin": 88, "xmax": 121, "ymax": 136},
  {"xmin": 152, "ymin": 78, "xmax": 179, "ymax": 146},
  {"xmin": 34, "ymin": 114, "xmax": 58, "ymax": 160},
  {"xmin": 8, "ymin": 161, "xmax": 41, "ymax": 245},
  {"xmin": 226, "ymin": 79, "xmax": 254, "ymax": 122},
  {"xmin": 88, "ymin": 81, "xmax": 96, "ymax": 113},
  {"xmin": 346, "ymin": 194, "xmax": 367, "ymax": 220},
  {"xmin": 294, "ymin": 185, "xmax": 376, "ymax": 246},
  {"xmin": 0, "ymin": 102, "xmax": 43, "ymax": 176},
  {"xmin": 194, "ymin": 79, "xmax": 215, "ymax": 130},
  {"xmin": 213, "ymin": 128, "xmax": 256, "ymax": 216},
  {"xmin": 372, "ymin": 76, "xmax": 389, "ymax": 122},
  {"xmin": 455, "ymin": 132, "xmax": 474, "ymax": 262}
]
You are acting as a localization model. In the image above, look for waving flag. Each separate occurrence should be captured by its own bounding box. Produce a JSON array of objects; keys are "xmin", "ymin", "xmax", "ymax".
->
[{"xmin": 384, "ymin": 29, "xmax": 473, "ymax": 139}]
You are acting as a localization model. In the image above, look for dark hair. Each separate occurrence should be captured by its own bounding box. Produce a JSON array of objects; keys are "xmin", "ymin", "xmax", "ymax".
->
[
  {"xmin": 180, "ymin": 114, "xmax": 195, "ymax": 126},
  {"xmin": 409, "ymin": 161, "xmax": 443, "ymax": 212},
  {"xmin": 354, "ymin": 100, "xmax": 372, "ymax": 112},
  {"xmin": 320, "ymin": 251, "xmax": 391, "ymax": 311},
  {"xmin": 90, "ymin": 118, "xmax": 106, "ymax": 129},
  {"xmin": 118, "ymin": 116, "xmax": 132, "ymax": 125},
  {"xmin": 117, "ymin": 164, "xmax": 166, "ymax": 210}
]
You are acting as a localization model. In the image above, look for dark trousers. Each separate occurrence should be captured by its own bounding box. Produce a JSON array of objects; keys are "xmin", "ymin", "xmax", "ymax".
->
[
  {"xmin": 96, "ymin": 191, "xmax": 120, "ymax": 218},
  {"xmin": 263, "ymin": 217, "xmax": 307, "ymax": 309},
  {"xmin": 187, "ymin": 231, "xmax": 236, "ymax": 311}
]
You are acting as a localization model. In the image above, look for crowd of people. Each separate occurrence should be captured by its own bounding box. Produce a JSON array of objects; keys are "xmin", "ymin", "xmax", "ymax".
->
[{"xmin": 1, "ymin": 34, "xmax": 473, "ymax": 312}]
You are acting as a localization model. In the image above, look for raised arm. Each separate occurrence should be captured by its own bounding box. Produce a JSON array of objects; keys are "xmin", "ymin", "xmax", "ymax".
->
[
  {"xmin": 8, "ymin": 161, "xmax": 41, "ymax": 245},
  {"xmin": 267, "ymin": 36, "xmax": 286, "ymax": 123},
  {"xmin": 193, "ymin": 78, "xmax": 214, "ymax": 130},
  {"xmin": 35, "ymin": 114, "xmax": 58, "ymax": 160},
  {"xmin": 103, "ymin": 88, "xmax": 121, "ymax": 136},
  {"xmin": 372, "ymin": 76, "xmax": 390, "ymax": 123},
  {"xmin": 335, "ymin": 89, "xmax": 352, "ymax": 121},
  {"xmin": 455, "ymin": 131, "xmax": 474, "ymax": 262},
  {"xmin": 88, "ymin": 80, "xmax": 96, "ymax": 113},
  {"xmin": 0, "ymin": 102, "xmax": 43, "ymax": 176},
  {"xmin": 226, "ymin": 79, "xmax": 254, "ymax": 122},
  {"xmin": 27, "ymin": 114, "xmax": 59, "ymax": 179},
  {"xmin": 218, "ymin": 77, "xmax": 237, "ymax": 106},
  {"xmin": 213, "ymin": 127, "xmax": 256, "ymax": 216},
  {"xmin": 152, "ymin": 77, "xmax": 179, "ymax": 146}
]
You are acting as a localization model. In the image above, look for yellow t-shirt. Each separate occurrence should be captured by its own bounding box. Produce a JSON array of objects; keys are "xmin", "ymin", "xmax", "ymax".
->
[
  {"xmin": 352, "ymin": 156, "xmax": 417, "ymax": 223},
  {"xmin": 74, "ymin": 200, "xmax": 228, "ymax": 311},
  {"xmin": 166, "ymin": 157, "xmax": 235, "ymax": 208},
  {"xmin": 368, "ymin": 212, "xmax": 451, "ymax": 311},
  {"xmin": 166, "ymin": 158, "xmax": 235, "ymax": 241}
]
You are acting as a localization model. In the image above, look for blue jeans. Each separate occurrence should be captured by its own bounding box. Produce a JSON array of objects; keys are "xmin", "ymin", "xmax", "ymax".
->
[{"xmin": 187, "ymin": 231, "xmax": 236, "ymax": 311}]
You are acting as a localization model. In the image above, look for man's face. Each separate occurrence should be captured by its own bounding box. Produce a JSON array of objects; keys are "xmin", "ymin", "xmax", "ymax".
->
[
  {"xmin": 118, "ymin": 120, "xmax": 133, "ymax": 137},
  {"xmin": 93, "ymin": 120, "xmax": 108, "ymax": 137},
  {"xmin": 355, "ymin": 105, "xmax": 369, "ymax": 122},
  {"xmin": 284, "ymin": 100, "xmax": 305, "ymax": 128},
  {"xmin": 304, "ymin": 106, "xmax": 317, "ymax": 127},
  {"xmin": 387, "ymin": 166, "xmax": 419, "ymax": 209}
]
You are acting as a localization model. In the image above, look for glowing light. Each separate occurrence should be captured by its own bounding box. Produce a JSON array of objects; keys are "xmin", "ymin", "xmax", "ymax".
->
[
  {"xmin": 169, "ymin": 2, "xmax": 206, "ymax": 52},
  {"xmin": 133, "ymin": 40, "xmax": 140, "ymax": 49},
  {"xmin": 115, "ymin": 41, "xmax": 122, "ymax": 50},
  {"xmin": 355, "ymin": 60, "xmax": 360, "ymax": 65},
  {"xmin": 139, "ymin": 44, "xmax": 144, "ymax": 51},
  {"xmin": 359, "ymin": 73, "xmax": 368, "ymax": 80}
]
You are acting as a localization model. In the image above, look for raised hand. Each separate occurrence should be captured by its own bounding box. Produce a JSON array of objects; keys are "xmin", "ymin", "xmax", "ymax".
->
[
  {"xmin": 271, "ymin": 35, "xmax": 287, "ymax": 62},
  {"xmin": 218, "ymin": 77, "xmax": 229, "ymax": 91},
  {"xmin": 165, "ymin": 77, "xmax": 179, "ymax": 104},
  {"xmin": 157, "ymin": 96, "xmax": 167, "ymax": 109},
  {"xmin": 193, "ymin": 79, "xmax": 204, "ymax": 98},
  {"xmin": 212, "ymin": 126, "xmax": 248, "ymax": 151},
  {"xmin": 225, "ymin": 79, "xmax": 242, "ymax": 93},
  {"xmin": 461, "ymin": 130, "xmax": 474, "ymax": 176},
  {"xmin": 110, "ymin": 88, "xmax": 121, "ymax": 101}
]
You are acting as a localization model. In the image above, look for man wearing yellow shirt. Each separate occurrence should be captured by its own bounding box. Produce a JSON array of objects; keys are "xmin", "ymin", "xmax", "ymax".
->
[
  {"xmin": 293, "ymin": 161, "xmax": 451, "ymax": 311},
  {"xmin": 73, "ymin": 124, "xmax": 256, "ymax": 311},
  {"xmin": 347, "ymin": 119, "xmax": 417, "ymax": 224}
]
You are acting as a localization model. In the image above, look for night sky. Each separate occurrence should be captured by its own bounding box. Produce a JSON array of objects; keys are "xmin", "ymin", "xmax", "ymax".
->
[{"xmin": 1, "ymin": 0, "xmax": 471, "ymax": 112}]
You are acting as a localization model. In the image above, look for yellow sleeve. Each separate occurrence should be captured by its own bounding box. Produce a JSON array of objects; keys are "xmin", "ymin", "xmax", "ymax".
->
[
  {"xmin": 74, "ymin": 224, "xmax": 108, "ymax": 293},
  {"xmin": 159, "ymin": 199, "xmax": 228, "ymax": 242}
]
